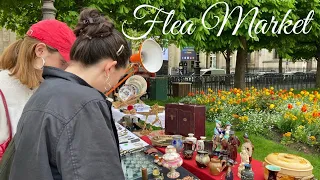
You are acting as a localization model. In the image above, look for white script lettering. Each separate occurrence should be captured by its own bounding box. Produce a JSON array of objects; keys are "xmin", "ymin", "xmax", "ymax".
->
[
  {"xmin": 122, "ymin": 4, "xmax": 196, "ymax": 40},
  {"xmin": 123, "ymin": 3, "xmax": 315, "ymax": 40},
  {"xmin": 201, "ymin": 2, "xmax": 314, "ymax": 38}
]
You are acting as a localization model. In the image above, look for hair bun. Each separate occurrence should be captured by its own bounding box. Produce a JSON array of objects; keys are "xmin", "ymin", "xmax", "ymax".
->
[{"xmin": 74, "ymin": 8, "xmax": 115, "ymax": 39}]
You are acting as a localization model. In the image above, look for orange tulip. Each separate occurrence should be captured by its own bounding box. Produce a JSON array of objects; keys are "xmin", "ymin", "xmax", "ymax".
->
[
  {"xmin": 312, "ymin": 112, "xmax": 318, "ymax": 118},
  {"xmin": 232, "ymin": 114, "xmax": 239, "ymax": 118},
  {"xmin": 301, "ymin": 105, "xmax": 307, "ymax": 112}
]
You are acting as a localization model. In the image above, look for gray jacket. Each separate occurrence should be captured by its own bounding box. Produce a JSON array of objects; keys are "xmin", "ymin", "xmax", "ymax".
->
[{"xmin": 9, "ymin": 67, "xmax": 125, "ymax": 180}]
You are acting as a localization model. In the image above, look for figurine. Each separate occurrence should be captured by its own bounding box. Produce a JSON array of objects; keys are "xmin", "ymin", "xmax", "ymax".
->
[
  {"xmin": 238, "ymin": 145, "xmax": 250, "ymax": 178},
  {"xmin": 213, "ymin": 135, "xmax": 222, "ymax": 156},
  {"xmin": 228, "ymin": 131, "xmax": 241, "ymax": 164},
  {"xmin": 223, "ymin": 121, "xmax": 232, "ymax": 140},
  {"xmin": 213, "ymin": 120, "xmax": 224, "ymax": 156},
  {"xmin": 243, "ymin": 133, "xmax": 254, "ymax": 164},
  {"xmin": 225, "ymin": 159, "xmax": 235, "ymax": 180},
  {"xmin": 214, "ymin": 120, "xmax": 224, "ymax": 138}
]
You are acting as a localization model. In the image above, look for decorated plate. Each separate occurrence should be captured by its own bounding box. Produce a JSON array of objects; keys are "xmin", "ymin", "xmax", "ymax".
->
[
  {"xmin": 118, "ymin": 84, "xmax": 136, "ymax": 101},
  {"xmin": 125, "ymin": 75, "xmax": 147, "ymax": 94},
  {"xmin": 129, "ymin": 83, "xmax": 140, "ymax": 95},
  {"xmin": 128, "ymin": 80, "xmax": 142, "ymax": 94}
]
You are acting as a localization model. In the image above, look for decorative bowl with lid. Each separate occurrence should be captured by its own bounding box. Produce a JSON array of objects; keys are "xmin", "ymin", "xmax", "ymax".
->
[
  {"xmin": 162, "ymin": 145, "xmax": 183, "ymax": 179},
  {"xmin": 264, "ymin": 153, "xmax": 314, "ymax": 179}
]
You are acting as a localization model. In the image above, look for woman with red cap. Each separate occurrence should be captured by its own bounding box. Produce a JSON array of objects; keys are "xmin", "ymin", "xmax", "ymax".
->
[
  {"xmin": 0, "ymin": 20, "xmax": 76, "ymax": 160},
  {"xmin": 8, "ymin": 8, "xmax": 131, "ymax": 180}
]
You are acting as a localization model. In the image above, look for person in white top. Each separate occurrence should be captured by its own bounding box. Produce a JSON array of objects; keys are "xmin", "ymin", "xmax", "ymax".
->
[{"xmin": 0, "ymin": 19, "xmax": 76, "ymax": 145}]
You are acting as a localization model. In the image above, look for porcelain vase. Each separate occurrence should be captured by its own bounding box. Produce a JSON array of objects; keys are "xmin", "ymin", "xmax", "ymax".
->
[
  {"xmin": 240, "ymin": 164, "xmax": 254, "ymax": 180},
  {"xmin": 185, "ymin": 133, "xmax": 197, "ymax": 150},
  {"xmin": 172, "ymin": 135, "xmax": 183, "ymax": 153}
]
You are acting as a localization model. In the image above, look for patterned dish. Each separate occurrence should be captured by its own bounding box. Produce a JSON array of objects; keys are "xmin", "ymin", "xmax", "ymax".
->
[
  {"xmin": 119, "ymin": 84, "xmax": 136, "ymax": 101},
  {"xmin": 126, "ymin": 75, "xmax": 147, "ymax": 94}
]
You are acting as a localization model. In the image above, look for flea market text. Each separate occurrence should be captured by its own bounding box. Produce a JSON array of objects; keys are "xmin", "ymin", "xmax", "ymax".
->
[{"xmin": 121, "ymin": 2, "xmax": 314, "ymax": 40}]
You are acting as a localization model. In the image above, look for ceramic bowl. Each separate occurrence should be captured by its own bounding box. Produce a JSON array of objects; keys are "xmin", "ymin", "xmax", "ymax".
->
[{"xmin": 183, "ymin": 150, "xmax": 194, "ymax": 160}]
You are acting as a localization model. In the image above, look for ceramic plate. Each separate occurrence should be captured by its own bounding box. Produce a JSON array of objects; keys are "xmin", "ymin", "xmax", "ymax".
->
[
  {"xmin": 125, "ymin": 75, "xmax": 147, "ymax": 94},
  {"xmin": 129, "ymin": 83, "xmax": 140, "ymax": 95},
  {"xmin": 118, "ymin": 84, "xmax": 136, "ymax": 101},
  {"xmin": 128, "ymin": 80, "xmax": 143, "ymax": 94}
]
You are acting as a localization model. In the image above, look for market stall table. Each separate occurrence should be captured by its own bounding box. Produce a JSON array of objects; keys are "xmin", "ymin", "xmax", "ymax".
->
[
  {"xmin": 141, "ymin": 136, "xmax": 265, "ymax": 180},
  {"xmin": 112, "ymin": 106, "xmax": 165, "ymax": 128},
  {"xmin": 116, "ymin": 123, "xmax": 199, "ymax": 179}
]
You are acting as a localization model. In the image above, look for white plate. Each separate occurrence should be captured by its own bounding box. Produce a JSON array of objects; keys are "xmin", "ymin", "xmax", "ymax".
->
[
  {"xmin": 125, "ymin": 75, "xmax": 147, "ymax": 94},
  {"xmin": 129, "ymin": 83, "xmax": 140, "ymax": 95},
  {"xmin": 118, "ymin": 84, "xmax": 136, "ymax": 101}
]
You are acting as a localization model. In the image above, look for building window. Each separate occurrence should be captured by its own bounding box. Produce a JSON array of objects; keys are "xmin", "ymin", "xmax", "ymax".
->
[
  {"xmin": 210, "ymin": 53, "xmax": 216, "ymax": 68},
  {"xmin": 273, "ymin": 50, "xmax": 278, "ymax": 59}
]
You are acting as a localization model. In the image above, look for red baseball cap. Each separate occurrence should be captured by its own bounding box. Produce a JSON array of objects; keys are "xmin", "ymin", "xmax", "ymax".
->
[{"xmin": 26, "ymin": 19, "xmax": 76, "ymax": 62}]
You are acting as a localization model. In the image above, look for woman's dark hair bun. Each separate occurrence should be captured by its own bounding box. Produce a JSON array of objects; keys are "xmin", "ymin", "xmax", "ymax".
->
[
  {"xmin": 74, "ymin": 8, "xmax": 114, "ymax": 39},
  {"xmin": 71, "ymin": 7, "xmax": 131, "ymax": 69}
]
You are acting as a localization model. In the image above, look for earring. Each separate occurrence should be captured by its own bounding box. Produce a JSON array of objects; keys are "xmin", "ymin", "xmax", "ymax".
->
[
  {"xmin": 104, "ymin": 73, "xmax": 112, "ymax": 91},
  {"xmin": 35, "ymin": 57, "xmax": 46, "ymax": 70}
]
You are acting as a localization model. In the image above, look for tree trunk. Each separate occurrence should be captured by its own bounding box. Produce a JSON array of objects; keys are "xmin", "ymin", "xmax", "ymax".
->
[
  {"xmin": 225, "ymin": 49, "xmax": 231, "ymax": 75},
  {"xmin": 317, "ymin": 58, "xmax": 320, "ymax": 88},
  {"xmin": 223, "ymin": 49, "xmax": 232, "ymax": 86},
  {"xmin": 234, "ymin": 37, "xmax": 247, "ymax": 89},
  {"xmin": 279, "ymin": 56, "xmax": 283, "ymax": 73}
]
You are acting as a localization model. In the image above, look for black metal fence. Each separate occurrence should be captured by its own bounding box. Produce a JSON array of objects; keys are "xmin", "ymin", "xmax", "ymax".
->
[
  {"xmin": 233, "ymin": 67, "xmax": 317, "ymax": 74},
  {"xmin": 162, "ymin": 73, "xmax": 317, "ymax": 96}
]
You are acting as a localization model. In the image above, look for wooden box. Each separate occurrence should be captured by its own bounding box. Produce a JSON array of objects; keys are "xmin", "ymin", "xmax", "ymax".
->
[
  {"xmin": 165, "ymin": 103, "xmax": 205, "ymax": 139},
  {"xmin": 171, "ymin": 82, "xmax": 192, "ymax": 97}
]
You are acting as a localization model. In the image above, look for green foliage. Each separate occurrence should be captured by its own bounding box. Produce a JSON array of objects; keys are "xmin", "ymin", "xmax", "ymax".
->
[
  {"xmin": 0, "ymin": 0, "xmax": 183, "ymax": 43},
  {"xmin": 0, "ymin": 2, "xmax": 41, "ymax": 37},
  {"xmin": 1, "ymin": 0, "xmax": 319, "ymax": 87},
  {"xmin": 289, "ymin": 0, "xmax": 320, "ymax": 61}
]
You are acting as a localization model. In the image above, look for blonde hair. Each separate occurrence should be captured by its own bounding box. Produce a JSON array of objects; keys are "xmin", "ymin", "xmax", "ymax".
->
[{"xmin": 0, "ymin": 37, "xmax": 43, "ymax": 89}]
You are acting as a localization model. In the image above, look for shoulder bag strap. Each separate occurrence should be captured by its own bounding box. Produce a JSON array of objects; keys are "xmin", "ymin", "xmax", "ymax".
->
[{"xmin": 0, "ymin": 90, "xmax": 12, "ymax": 140}]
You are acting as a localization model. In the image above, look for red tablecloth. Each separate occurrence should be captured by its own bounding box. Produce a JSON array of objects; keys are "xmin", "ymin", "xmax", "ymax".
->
[{"xmin": 141, "ymin": 136, "xmax": 265, "ymax": 180}]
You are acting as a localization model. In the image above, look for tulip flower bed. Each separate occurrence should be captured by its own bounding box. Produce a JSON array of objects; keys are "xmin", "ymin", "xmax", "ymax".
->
[{"xmin": 179, "ymin": 87, "xmax": 320, "ymax": 149}]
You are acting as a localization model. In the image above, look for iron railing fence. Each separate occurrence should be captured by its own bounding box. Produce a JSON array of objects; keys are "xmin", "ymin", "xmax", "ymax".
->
[{"xmin": 159, "ymin": 73, "xmax": 316, "ymax": 96}]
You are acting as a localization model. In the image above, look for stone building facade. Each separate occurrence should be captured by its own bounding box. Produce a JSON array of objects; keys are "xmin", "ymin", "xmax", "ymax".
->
[
  {"xmin": 0, "ymin": 28, "xmax": 17, "ymax": 55},
  {"xmin": 164, "ymin": 44, "xmax": 318, "ymax": 75}
]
